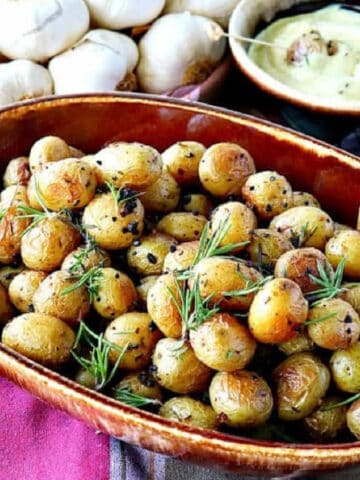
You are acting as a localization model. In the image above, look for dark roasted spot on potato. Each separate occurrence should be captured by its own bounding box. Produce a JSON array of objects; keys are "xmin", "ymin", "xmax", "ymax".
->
[
  {"xmin": 85, "ymin": 181, "xmax": 90, "ymax": 188},
  {"xmin": 249, "ymin": 186, "xmax": 255, "ymax": 191},
  {"xmin": 185, "ymin": 151, "xmax": 194, "ymax": 158},
  {"xmin": 127, "ymin": 222, "xmax": 139, "ymax": 235},
  {"xmin": 346, "ymin": 328, "xmax": 352, "ymax": 335},
  {"xmin": 96, "ymin": 160, "xmax": 102, "ymax": 165},
  {"xmin": 194, "ymin": 230, "xmax": 199, "ymax": 236},
  {"xmin": 269, "ymin": 176, "xmax": 276, "ymax": 181},
  {"xmin": 149, "ymin": 321, "xmax": 157, "ymax": 332},
  {"xmin": 147, "ymin": 253, "xmax": 157, "ymax": 264},
  {"xmin": 28, "ymin": 304, "xmax": 34, "ymax": 312},
  {"xmin": 112, "ymin": 217, "xmax": 117, "ymax": 222},
  {"xmin": 115, "ymin": 273, "xmax": 120, "ymax": 279},
  {"xmin": 305, "ymin": 201, "xmax": 309, "ymax": 205},
  {"xmin": 169, "ymin": 244, "xmax": 177, "ymax": 253},
  {"xmin": 344, "ymin": 315, "xmax": 353, "ymax": 323},
  {"xmin": 265, "ymin": 204, "xmax": 272, "ymax": 212},
  {"xmin": 148, "ymin": 364, "xmax": 158, "ymax": 373},
  {"xmin": 283, "ymin": 202, "xmax": 288, "ymax": 208}
]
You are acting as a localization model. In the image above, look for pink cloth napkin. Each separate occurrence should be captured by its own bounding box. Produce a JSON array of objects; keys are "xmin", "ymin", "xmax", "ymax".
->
[{"xmin": 0, "ymin": 377, "xmax": 109, "ymax": 480}]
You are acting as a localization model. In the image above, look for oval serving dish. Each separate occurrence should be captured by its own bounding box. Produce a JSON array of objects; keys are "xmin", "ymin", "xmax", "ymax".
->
[
  {"xmin": 229, "ymin": 0, "xmax": 360, "ymax": 116},
  {"xmin": 0, "ymin": 94, "xmax": 360, "ymax": 477}
]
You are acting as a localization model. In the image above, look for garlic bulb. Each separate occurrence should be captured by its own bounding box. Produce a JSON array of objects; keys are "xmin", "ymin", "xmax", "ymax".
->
[
  {"xmin": 137, "ymin": 13, "xmax": 226, "ymax": 94},
  {"xmin": 49, "ymin": 29, "xmax": 139, "ymax": 94},
  {"xmin": 164, "ymin": 0, "xmax": 239, "ymax": 28},
  {"xmin": 0, "ymin": 0, "xmax": 89, "ymax": 63},
  {"xmin": 83, "ymin": 0, "xmax": 165, "ymax": 30},
  {"xmin": 0, "ymin": 60, "xmax": 53, "ymax": 107}
]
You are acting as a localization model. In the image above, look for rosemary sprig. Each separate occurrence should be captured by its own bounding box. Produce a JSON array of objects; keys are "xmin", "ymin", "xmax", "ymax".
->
[
  {"xmin": 305, "ymin": 257, "xmax": 346, "ymax": 305},
  {"xmin": 321, "ymin": 393, "xmax": 360, "ymax": 411},
  {"xmin": 192, "ymin": 216, "xmax": 249, "ymax": 266},
  {"xmin": 222, "ymin": 274, "xmax": 273, "ymax": 298},
  {"xmin": 304, "ymin": 311, "xmax": 337, "ymax": 326},
  {"xmin": 114, "ymin": 386, "xmax": 161, "ymax": 408},
  {"xmin": 167, "ymin": 276, "xmax": 220, "ymax": 336},
  {"xmin": 105, "ymin": 181, "xmax": 142, "ymax": 210},
  {"xmin": 289, "ymin": 222, "xmax": 317, "ymax": 248},
  {"xmin": 61, "ymin": 264, "xmax": 104, "ymax": 301},
  {"xmin": 72, "ymin": 321, "xmax": 129, "ymax": 391},
  {"xmin": 68, "ymin": 235, "xmax": 101, "ymax": 275}
]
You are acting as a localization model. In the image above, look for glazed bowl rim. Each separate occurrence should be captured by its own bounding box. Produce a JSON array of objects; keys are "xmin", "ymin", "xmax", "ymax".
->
[{"xmin": 0, "ymin": 92, "xmax": 360, "ymax": 463}]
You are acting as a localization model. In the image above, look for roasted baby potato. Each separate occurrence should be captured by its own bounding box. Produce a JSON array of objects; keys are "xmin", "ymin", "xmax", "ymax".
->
[
  {"xmin": 209, "ymin": 202, "xmax": 257, "ymax": 252},
  {"xmin": 307, "ymin": 298, "xmax": 360, "ymax": 350},
  {"xmin": 1, "ymin": 312, "xmax": 75, "ymax": 367},
  {"xmin": 33, "ymin": 270, "xmax": 90, "ymax": 326},
  {"xmin": 346, "ymin": 399, "xmax": 360, "ymax": 439},
  {"xmin": 61, "ymin": 245, "xmax": 111, "ymax": 274},
  {"xmin": 274, "ymin": 248, "xmax": 331, "ymax": 293},
  {"xmin": 9, "ymin": 270, "xmax": 47, "ymax": 313},
  {"xmin": 242, "ymin": 170, "xmax": 292, "ymax": 220},
  {"xmin": 278, "ymin": 331, "xmax": 315, "ymax": 356},
  {"xmin": 34, "ymin": 158, "xmax": 97, "ymax": 211},
  {"xmin": 82, "ymin": 191, "xmax": 144, "ymax": 250},
  {"xmin": 189, "ymin": 312, "xmax": 256, "ymax": 371},
  {"xmin": 330, "ymin": 342, "xmax": 360, "ymax": 393},
  {"xmin": 248, "ymin": 278, "xmax": 308, "ymax": 344},
  {"xmin": 29, "ymin": 136, "xmax": 71, "ymax": 173},
  {"xmin": 160, "ymin": 397, "xmax": 218, "ymax": 429},
  {"xmin": 199, "ymin": 142, "xmax": 256, "ymax": 198},
  {"xmin": 163, "ymin": 241, "xmax": 198, "ymax": 273},
  {"xmin": 0, "ymin": 264, "xmax": 26, "ymax": 289},
  {"xmin": 147, "ymin": 273, "xmax": 182, "ymax": 338},
  {"xmin": 3, "ymin": 157, "xmax": 30, "ymax": 187},
  {"xmin": 303, "ymin": 396, "xmax": 347, "ymax": 441},
  {"xmin": 152, "ymin": 339, "xmax": 212, "ymax": 394},
  {"xmin": 272, "ymin": 353, "xmax": 330, "ymax": 421},
  {"xmin": 105, "ymin": 312, "xmax": 161, "ymax": 370},
  {"xmin": 157, "ymin": 212, "xmax": 207, "ymax": 242},
  {"xmin": 270, "ymin": 206, "xmax": 334, "ymax": 250},
  {"xmin": 326, "ymin": 230, "xmax": 360, "ymax": 280},
  {"xmin": 244, "ymin": 229, "xmax": 293, "ymax": 270},
  {"xmin": 92, "ymin": 142, "xmax": 162, "ymax": 189},
  {"xmin": 181, "ymin": 193, "xmax": 213, "ymax": 217},
  {"xmin": 140, "ymin": 171, "xmax": 180, "ymax": 213},
  {"xmin": 114, "ymin": 371, "xmax": 162, "ymax": 402},
  {"xmin": 136, "ymin": 275, "xmax": 159, "ymax": 307},
  {"xmin": 162, "ymin": 141, "xmax": 205, "ymax": 185},
  {"xmin": 209, "ymin": 370, "xmax": 273, "ymax": 428},
  {"xmin": 126, "ymin": 233, "xmax": 175, "ymax": 276},
  {"xmin": 292, "ymin": 191, "xmax": 320, "ymax": 208},
  {"xmin": 93, "ymin": 268, "xmax": 137, "ymax": 320},
  {"xmin": 21, "ymin": 217, "xmax": 81, "ymax": 272}
]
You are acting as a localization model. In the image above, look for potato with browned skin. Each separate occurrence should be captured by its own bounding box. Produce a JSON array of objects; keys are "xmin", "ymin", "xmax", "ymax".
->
[
  {"xmin": 326, "ymin": 230, "xmax": 360, "ymax": 280},
  {"xmin": 162, "ymin": 141, "xmax": 205, "ymax": 185},
  {"xmin": 3, "ymin": 157, "xmax": 30, "ymax": 187},
  {"xmin": 9, "ymin": 270, "xmax": 47, "ymax": 313},
  {"xmin": 160, "ymin": 397, "xmax": 219, "ymax": 429},
  {"xmin": 127, "ymin": 232, "xmax": 175, "ymax": 276},
  {"xmin": 157, "ymin": 212, "xmax": 207, "ymax": 242}
]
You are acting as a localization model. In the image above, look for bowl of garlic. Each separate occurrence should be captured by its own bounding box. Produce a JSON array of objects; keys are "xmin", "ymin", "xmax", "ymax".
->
[
  {"xmin": 229, "ymin": 0, "xmax": 360, "ymax": 115},
  {"xmin": 0, "ymin": 0, "xmax": 235, "ymax": 107}
]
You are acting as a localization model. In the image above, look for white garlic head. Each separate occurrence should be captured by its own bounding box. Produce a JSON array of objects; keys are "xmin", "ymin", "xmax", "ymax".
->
[
  {"xmin": 164, "ymin": 0, "xmax": 239, "ymax": 28},
  {"xmin": 137, "ymin": 12, "xmax": 226, "ymax": 94},
  {"xmin": 0, "ymin": 0, "xmax": 90, "ymax": 63},
  {"xmin": 0, "ymin": 60, "xmax": 53, "ymax": 107},
  {"xmin": 83, "ymin": 0, "xmax": 165, "ymax": 30},
  {"xmin": 49, "ymin": 29, "xmax": 139, "ymax": 95}
]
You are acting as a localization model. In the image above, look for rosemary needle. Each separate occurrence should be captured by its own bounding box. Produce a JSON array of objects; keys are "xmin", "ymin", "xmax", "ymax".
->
[
  {"xmin": 306, "ymin": 257, "xmax": 347, "ymax": 305},
  {"xmin": 114, "ymin": 387, "xmax": 161, "ymax": 408}
]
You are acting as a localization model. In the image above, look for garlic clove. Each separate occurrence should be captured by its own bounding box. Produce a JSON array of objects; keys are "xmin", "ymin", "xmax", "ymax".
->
[
  {"xmin": 163, "ymin": 0, "xmax": 240, "ymax": 28},
  {"xmin": 137, "ymin": 12, "xmax": 226, "ymax": 94},
  {"xmin": 0, "ymin": 0, "xmax": 90, "ymax": 63},
  {"xmin": 48, "ymin": 29, "xmax": 139, "ymax": 95},
  {"xmin": 83, "ymin": 0, "xmax": 165, "ymax": 30},
  {"xmin": 0, "ymin": 60, "xmax": 53, "ymax": 107}
]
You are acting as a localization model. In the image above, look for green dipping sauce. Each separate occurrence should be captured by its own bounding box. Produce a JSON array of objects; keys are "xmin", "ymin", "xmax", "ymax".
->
[{"xmin": 249, "ymin": 5, "xmax": 360, "ymax": 103}]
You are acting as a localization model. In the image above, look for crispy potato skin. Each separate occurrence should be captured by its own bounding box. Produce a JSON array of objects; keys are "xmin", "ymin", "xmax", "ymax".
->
[
  {"xmin": 35, "ymin": 158, "xmax": 97, "ymax": 211},
  {"xmin": 182, "ymin": 193, "xmax": 212, "ymax": 217},
  {"xmin": 82, "ymin": 193, "xmax": 144, "ymax": 250},
  {"xmin": 272, "ymin": 353, "xmax": 330, "ymax": 421},
  {"xmin": 330, "ymin": 342, "xmax": 360, "ymax": 393},
  {"xmin": 160, "ymin": 397, "xmax": 219, "ymax": 430},
  {"xmin": 209, "ymin": 370, "xmax": 273, "ymax": 428},
  {"xmin": 33, "ymin": 270, "xmax": 90, "ymax": 326},
  {"xmin": 242, "ymin": 170, "xmax": 293, "ymax": 220},
  {"xmin": 157, "ymin": 212, "xmax": 207, "ymax": 242},
  {"xmin": 292, "ymin": 191, "xmax": 320, "ymax": 208},
  {"xmin": 3, "ymin": 157, "xmax": 30, "ymax": 187},
  {"xmin": 189, "ymin": 313, "xmax": 256, "ymax": 371},
  {"xmin": 347, "ymin": 399, "xmax": 360, "ymax": 439},
  {"xmin": 326, "ymin": 230, "xmax": 360, "ymax": 280},
  {"xmin": 29, "ymin": 136, "xmax": 71, "ymax": 173},
  {"xmin": 105, "ymin": 312, "xmax": 161, "ymax": 370},
  {"xmin": 270, "ymin": 206, "xmax": 334, "ymax": 250},
  {"xmin": 136, "ymin": 275, "xmax": 159, "ymax": 307},
  {"xmin": 274, "ymin": 247, "xmax": 330, "ymax": 293},
  {"xmin": 199, "ymin": 143, "xmax": 255, "ymax": 198},
  {"xmin": 0, "ymin": 186, "xmax": 31, "ymax": 265},
  {"xmin": 162, "ymin": 141, "xmax": 205, "ymax": 185},
  {"xmin": 303, "ymin": 397, "xmax": 347, "ymax": 441},
  {"xmin": 21, "ymin": 217, "xmax": 81, "ymax": 272},
  {"xmin": 141, "ymin": 172, "xmax": 180, "ymax": 213},
  {"xmin": 1, "ymin": 313, "xmax": 75, "ymax": 367},
  {"xmin": 210, "ymin": 202, "xmax": 257, "ymax": 252},
  {"xmin": 9, "ymin": 270, "xmax": 47, "ymax": 313},
  {"xmin": 248, "ymin": 278, "xmax": 308, "ymax": 344},
  {"xmin": 307, "ymin": 299, "xmax": 360, "ymax": 350},
  {"xmin": 127, "ymin": 233, "xmax": 175, "ymax": 276},
  {"xmin": 163, "ymin": 241, "xmax": 198, "ymax": 273},
  {"xmin": 147, "ymin": 273, "xmax": 182, "ymax": 338},
  {"xmin": 152, "ymin": 339, "xmax": 212, "ymax": 394},
  {"xmin": 93, "ymin": 268, "xmax": 137, "ymax": 320},
  {"xmin": 92, "ymin": 142, "xmax": 162, "ymax": 189},
  {"xmin": 61, "ymin": 246, "xmax": 111, "ymax": 273}
]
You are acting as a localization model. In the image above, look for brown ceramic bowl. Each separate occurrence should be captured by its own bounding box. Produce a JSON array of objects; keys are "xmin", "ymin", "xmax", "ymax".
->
[
  {"xmin": 229, "ymin": 0, "xmax": 360, "ymax": 116},
  {"xmin": 0, "ymin": 94, "xmax": 360, "ymax": 477}
]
